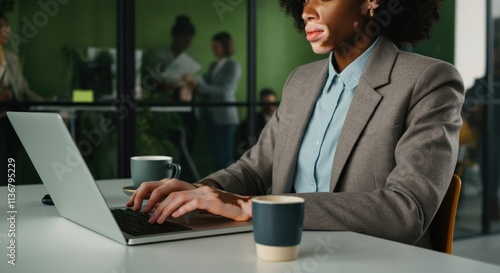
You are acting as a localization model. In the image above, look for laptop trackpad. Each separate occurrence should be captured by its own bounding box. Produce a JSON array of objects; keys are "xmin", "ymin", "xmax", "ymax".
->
[{"xmin": 169, "ymin": 212, "xmax": 252, "ymax": 230}]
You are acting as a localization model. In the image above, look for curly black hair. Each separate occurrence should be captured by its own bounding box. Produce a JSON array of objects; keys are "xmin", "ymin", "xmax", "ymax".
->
[
  {"xmin": 171, "ymin": 15, "xmax": 196, "ymax": 37},
  {"xmin": 279, "ymin": 0, "xmax": 442, "ymax": 47}
]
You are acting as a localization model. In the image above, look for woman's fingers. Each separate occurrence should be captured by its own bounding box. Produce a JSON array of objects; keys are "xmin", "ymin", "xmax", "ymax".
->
[
  {"xmin": 131, "ymin": 181, "xmax": 164, "ymax": 211},
  {"xmin": 171, "ymin": 198, "xmax": 209, "ymax": 218},
  {"xmin": 125, "ymin": 179, "xmax": 196, "ymax": 212},
  {"xmin": 148, "ymin": 186, "xmax": 252, "ymax": 223},
  {"xmin": 149, "ymin": 191, "xmax": 197, "ymax": 224}
]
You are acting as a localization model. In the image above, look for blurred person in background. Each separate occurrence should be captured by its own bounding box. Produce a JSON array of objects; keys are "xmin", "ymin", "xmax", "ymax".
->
[{"xmin": 0, "ymin": 11, "xmax": 44, "ymax": 185}]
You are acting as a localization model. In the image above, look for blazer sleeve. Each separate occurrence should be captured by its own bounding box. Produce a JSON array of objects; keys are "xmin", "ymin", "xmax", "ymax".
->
[{"xmin": 196, "ymin": 60, "xmax": 241, "ymax": 97}]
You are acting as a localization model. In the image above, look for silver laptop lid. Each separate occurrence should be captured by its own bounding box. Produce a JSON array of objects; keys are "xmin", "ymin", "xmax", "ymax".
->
[{"xmin": 7, "ymin": 111, "xmax": 126, "ymax": 245}]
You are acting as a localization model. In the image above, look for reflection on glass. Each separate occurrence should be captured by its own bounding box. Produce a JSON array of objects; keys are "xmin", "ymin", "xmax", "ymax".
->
[
  {"xmin": 452, "ymin": 1, "xmax": 500, "ymax": 236},
  {"xmin": 456, "ymin": 11, "xmax": 500, "ymax": 234},
  {"xmin": 491, "ymin": 13, "xmax": 500, "ymax": 228},
  {"xmin": 457, "ymin": 90, "xmax": 486, "ymax": 235}
]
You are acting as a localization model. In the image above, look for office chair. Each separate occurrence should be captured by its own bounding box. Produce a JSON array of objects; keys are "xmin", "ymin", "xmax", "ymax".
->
[{"xmin": 429, "ymin": 174, "xmax": 462, "ymax": 254}]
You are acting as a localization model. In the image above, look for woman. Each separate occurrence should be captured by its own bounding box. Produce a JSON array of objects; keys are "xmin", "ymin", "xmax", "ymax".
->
[
  {"xmin": 184, "ymin": 32, "xmax": 241, "ymax": 170},
  {"xmin": 128, "ymin": 0, "xmax": 464, "ymax": 248}
]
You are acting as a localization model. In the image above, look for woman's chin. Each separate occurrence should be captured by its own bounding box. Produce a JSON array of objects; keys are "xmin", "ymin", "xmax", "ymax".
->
[{"xmin": 310, "ymin": 45, "xmax": 333, "ymax": 55}]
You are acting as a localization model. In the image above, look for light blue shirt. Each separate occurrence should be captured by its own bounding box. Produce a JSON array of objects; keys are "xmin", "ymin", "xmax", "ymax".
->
[{"xmin": 293, "ymin": 37, "xmax": 380, "ymax": 193}]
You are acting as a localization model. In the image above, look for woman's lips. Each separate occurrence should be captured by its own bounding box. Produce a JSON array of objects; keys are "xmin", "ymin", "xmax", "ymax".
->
[{"xmin": 306, "ymin": 30, "xmax": 324, "ymax": 42}]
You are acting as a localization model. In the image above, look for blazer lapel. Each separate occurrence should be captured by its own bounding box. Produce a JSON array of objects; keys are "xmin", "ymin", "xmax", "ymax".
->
[
  {"xmin": 329, "ymin": 36, "xmax": 398, "ymax": 191},
  {"xmin": 205, "ymin": 62, "xmax": 217, "ymax": 84}
]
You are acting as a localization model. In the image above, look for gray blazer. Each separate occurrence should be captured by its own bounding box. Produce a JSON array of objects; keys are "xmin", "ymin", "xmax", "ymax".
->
[
  {"xmin": 203, "ymin": 36, "xmax": 465, "ymax": 248},
  {"xmin": 197, "ymin": 58, "xmax": 240, "ymax": 125}
]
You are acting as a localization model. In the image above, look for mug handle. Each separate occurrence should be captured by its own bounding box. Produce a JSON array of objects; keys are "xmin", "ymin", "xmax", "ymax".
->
[{"xmin": 170, "ymin": 163, "xmax": 181, "ymax": 179}]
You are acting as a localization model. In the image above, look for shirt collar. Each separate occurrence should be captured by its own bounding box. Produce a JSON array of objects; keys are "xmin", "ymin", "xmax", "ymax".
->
[
  {"xmin": 327, "ymin": 35, "xmax": 381, "ymax": 91},
  {"xmin": 217, "ymin": 57, "xmax": 228, "ymax": 65}
]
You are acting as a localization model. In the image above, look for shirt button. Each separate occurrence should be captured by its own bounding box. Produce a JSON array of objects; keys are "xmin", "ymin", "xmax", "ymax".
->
[{"xmin": 316, "ymin": 141, "xmax": 320, "ymax": 146}]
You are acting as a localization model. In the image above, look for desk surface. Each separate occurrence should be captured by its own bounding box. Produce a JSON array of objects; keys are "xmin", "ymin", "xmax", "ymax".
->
[{"xmin": 1, "ymin": 180, "xmax": 499, "ymax": 273}]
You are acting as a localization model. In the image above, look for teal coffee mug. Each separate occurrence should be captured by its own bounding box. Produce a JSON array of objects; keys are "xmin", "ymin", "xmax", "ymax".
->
[
  {"xmin": 252, "ymin": 196, "xmax": 304, "ymax": 261},
  {"xmin": 130, "ymin": 156, "xmax": 181, "ymax": 188}
]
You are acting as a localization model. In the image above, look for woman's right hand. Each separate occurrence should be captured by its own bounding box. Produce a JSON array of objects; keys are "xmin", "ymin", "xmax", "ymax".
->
[
  {"xmin": 126, "ymin": 178, "xmax": 196, "ymax": 214},
  {"xmin": 182, "ymin": 75, "xmax": 198, "ymax": 88}
]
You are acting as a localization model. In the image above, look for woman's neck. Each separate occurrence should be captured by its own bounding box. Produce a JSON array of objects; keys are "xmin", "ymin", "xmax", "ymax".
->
[{"xmin": 333, "ymin": 36, "xmax": 377, "ymax": 73}]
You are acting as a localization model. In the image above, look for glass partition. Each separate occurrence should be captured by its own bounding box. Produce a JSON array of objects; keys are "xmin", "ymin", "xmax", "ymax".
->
[
  {"xmin": 489, "ymin": 0, "xmax": 500, "ymax": 231},
  {"xmin": 453, "ymin": 0, "xmax": 500, "ymax": 236},
  {"xmin": 135, "ymin": 0, "xmax": 248, "ymax": 181},
  {"xmin": 0, "ymin": 0, "xmax": 117, "ymax": 185}
]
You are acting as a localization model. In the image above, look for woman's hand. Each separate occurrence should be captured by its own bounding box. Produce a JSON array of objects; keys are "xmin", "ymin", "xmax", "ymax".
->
[
  {"xmin": 179, "ymin": 84, "xmax": 193, "ymax": 102},
  {"xmin": 182, "ymin": 75, "xmax": 198, "ymax": 89},
  {"xmin": 126, "ymin": 178, "xmax": 196, "ymax": 213},
  {"xmin": 148, "ymin": 185, "xmax": 252, "ymax": 223},
  {"xmin": 125, "ymin": 179, "xmax": 252, "ymax": 223}
]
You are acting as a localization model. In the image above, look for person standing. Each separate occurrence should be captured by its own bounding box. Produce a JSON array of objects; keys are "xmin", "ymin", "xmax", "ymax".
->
[{"xmin": 184, "ymin": 32, "xmax": 241, "ymax": 170}]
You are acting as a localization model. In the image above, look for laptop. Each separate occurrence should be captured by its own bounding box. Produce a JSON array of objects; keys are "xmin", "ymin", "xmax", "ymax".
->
[{"xmin": 7, "ymin": 111, "xmax": 253, "ymax": 245}]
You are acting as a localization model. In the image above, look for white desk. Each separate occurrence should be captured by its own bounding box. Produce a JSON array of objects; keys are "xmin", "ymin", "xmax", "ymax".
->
[{"xmin": 1, "ymin": 180, "xmax": 499, "ymax": 273}]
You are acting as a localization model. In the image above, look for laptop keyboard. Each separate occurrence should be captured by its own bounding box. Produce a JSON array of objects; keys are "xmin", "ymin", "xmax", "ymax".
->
[{"xmin": 111, "ymin": 208, "xmax": 192, "ymax": 236}]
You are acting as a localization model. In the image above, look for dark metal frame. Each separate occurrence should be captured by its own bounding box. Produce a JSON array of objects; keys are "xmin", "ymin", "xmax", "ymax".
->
[
  {"xmin": 483, "ymin": 0, "xmax": 496, "ymax": 234},
  {"xmin": 246, "ymin": 0, "xmax": 257, "ymax": 146},
  {"xmin": 116, "ymin": 0, "xmax": 136, "ymax": 178}
]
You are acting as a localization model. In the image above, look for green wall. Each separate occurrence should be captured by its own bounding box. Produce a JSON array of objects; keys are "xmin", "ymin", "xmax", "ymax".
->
[
  {"xmin": 413, "ymin": 0, "xmax": 456, "ymax": 64},
  {"xmin": 14, "ymin": 0, "xmax": 115, "ymax": 98},
  {"xmin": 256, "ymin": 0, "xmax": 323, "ymax": 96}
]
